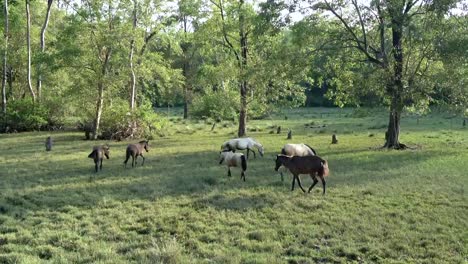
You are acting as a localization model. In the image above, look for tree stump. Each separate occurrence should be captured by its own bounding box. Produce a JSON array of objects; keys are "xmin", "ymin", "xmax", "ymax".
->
[
  {"xmin": 331, "ymin": 134, "xmax": 338, "ymax": 144},
  {"xmin": 45, "ymin": 136, "xmax": 53, "ymax": 151},
  {"xmin": 276, "ymin": 126, "xmax": 281, "ymax": 134},
  {"xmin": 287, "ymin": 130, "xmax": 292, "ymax": 139}
]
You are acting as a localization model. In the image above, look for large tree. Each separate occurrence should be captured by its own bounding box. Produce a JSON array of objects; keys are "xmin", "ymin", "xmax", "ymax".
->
[{"xmin": 313, "ymin": 0, "xmax": 461, "ymax": 149}]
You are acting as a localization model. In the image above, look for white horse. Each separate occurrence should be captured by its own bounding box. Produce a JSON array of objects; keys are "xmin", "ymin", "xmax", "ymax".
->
[
  {"xmin": 219, "ymin": 150, "xmax": 247, "ymax": 181},
  {"xmin": 281, "ymin": 143, "xmax": 317, "ymax": 156},
  {"xmin": 277, "ymin": 143, "xmax": 317, "ymax": 181},
  {"xmin": 221, "ymin": 137, "xmax": 264, "ymax": 159}
]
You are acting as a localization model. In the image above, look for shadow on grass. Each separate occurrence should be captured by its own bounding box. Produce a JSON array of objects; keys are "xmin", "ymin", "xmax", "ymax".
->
[{"xmin": 0, "ymin": 132, "xmax": 462, "ymax": 216}]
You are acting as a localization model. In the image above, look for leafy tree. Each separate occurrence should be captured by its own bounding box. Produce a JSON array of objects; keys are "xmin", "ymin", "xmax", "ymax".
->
[{"xmin": 312, "ymin": 0, "xmax": 462, "ymax": 149}]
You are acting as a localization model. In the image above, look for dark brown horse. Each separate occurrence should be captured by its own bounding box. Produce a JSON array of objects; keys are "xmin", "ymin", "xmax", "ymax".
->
[
  {"xmin": 275, "ymin": 154, "xmax": 329, "ymax": 194},
  {"xmin": 88, "ymin": 145, "xmax": 110, "ymax": 172},
  {"xmin": 124, "ymin": 140, "xmax": 149, "ymax": 168}
]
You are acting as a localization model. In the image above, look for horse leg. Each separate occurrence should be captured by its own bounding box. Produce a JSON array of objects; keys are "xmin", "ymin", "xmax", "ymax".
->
[
  {"xmin": 100, "ymin": 158, "xmax": 103, "ymax": 171},
  {"xmin": 124, "ymin": 154, "xmax": 129, "ymax": 168},
  {"xmin": 227, "ymin": 167, "xmax": 231, "ymax": 177},
  {"xmin": 319, "ymin": 175, "xmax": 326, "ymax": 195},
  {"xmin": 308, "ymin": 174, "xmax": 319, "ymax": 193},
  {"xmin": 246, "ymin": 149, "xmax": 249, "ymax": 159},
  {"xmin": 296, "ymin": 174, "xmax": 306, "ymax": 193},
  {"xmin": 140, "ymin": 154, "xmax": 145, "ymax": 166},
  {"xmin": 132, "ymin": 155, "xmax": 136, "ymax": 168},
  {"xmin": 241, "ymin": 171, "xmax": 246, "ymax": 181},
  {"xmin": 94, "ymin": 160, "xmax": 98, "ymax": 173},
  {"xmin": 291, "ymin": 175, "xmax": 297, "ymax": 191},
  {"xmin": 249, "ymin": 148, "xmax": 256, "ymax": 159}
]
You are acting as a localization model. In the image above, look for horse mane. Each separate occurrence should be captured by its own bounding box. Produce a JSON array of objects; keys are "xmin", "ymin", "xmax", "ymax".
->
[
  {"xmin": 303, "ymin": 144, "xmax": 317, "ymax": 155},
  {"xmin": 139, "ymin": 140, "xmax": 148, "ymax": 144}
]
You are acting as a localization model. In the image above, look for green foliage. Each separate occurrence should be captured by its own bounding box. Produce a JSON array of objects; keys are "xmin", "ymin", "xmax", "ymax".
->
[
  {"xmin": 191, "ymin": 90, "xmax": 239, "ymax": 120},
  {"xmin": 3, "ymin": 99, "xmax": 48, "ymax": 132},
  {"xmin": 97, "ymin": 100, "xmax": 167, "ymax": 140}
]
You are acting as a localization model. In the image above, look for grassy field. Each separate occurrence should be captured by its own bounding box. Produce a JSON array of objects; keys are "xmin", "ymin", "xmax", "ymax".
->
[{"xmin": 0, "ymin": 107, "xmax": 467, "ymax": 264}]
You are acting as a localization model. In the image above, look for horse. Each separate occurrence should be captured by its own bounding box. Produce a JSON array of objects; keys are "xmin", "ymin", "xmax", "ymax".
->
[
  {"xmin": 219, "ymin": 150, "xmax": 247, "ymax": 181},
  {"xmin": 274, "ymin": 154, "xmax": 329, "ymax": 194},
  {"xmin": 277, "ymin": 143, "xmax": 317, "ymax": 181},
  {"xmin": 45, "ymin": 136, "xmax": 53, "ymax": 151},
  {"xmin": 88, "ymin": 145, "xmax": 110, "ymax": 172},
  {"xmin": 124, "ymin": 140, "xmax": 149, "ymax": 168},
  {"xmin": 221, "ymin": 137, "xmax": 264, "ymax": 159}
]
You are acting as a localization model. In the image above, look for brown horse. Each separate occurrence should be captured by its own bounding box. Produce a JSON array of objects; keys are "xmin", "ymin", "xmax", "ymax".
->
[
  {"xmin": 124, "ymin": 140, "xmax": 149, "ymax": 168},
  {"xmin": 88, "ymin": 145, "xmax": 110, "ymax": 172},
  {"xmin": 275, "ymin": 154, "xmax": 329, "ymax": 194}
]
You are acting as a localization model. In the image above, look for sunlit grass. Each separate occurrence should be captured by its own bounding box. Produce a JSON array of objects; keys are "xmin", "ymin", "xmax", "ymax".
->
[{"xmin": 0, "ymin": 107, "xmax": 467, "ymax": 263}]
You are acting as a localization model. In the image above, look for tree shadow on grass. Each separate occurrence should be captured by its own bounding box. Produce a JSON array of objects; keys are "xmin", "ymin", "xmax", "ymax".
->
[{"xmin": 0, "ymin": 143, "xmax": 460, "ymax": 216}]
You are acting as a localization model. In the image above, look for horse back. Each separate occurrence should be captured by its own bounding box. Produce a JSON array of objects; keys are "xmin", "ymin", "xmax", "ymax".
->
[
  {"xmin": 290, "ymin": 156, "xmax": 325, "ymax": 173},
  {"xmin": 127, "ymin": 144, "xmax": 140, "ymax": 156}
]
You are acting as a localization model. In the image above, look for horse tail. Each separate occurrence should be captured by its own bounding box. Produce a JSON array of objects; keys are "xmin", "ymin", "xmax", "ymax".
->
[
  {"xmin": 241, "ymin": 155, "xmax": 247, "ymax": 172},
  {"xmin": 88, "ymin": 150, "xmax": 96, "ymax": 159},
  {"xmin": 124, "ymin": 149, "xmax": 131, "ymax": 163},
  {"xmin": 304, "ymin": 144, "xmax": 317, "ymax": 155},
  {"xmin": 321, "ymin": 160, "xmax": 329, "ymax": 177}
]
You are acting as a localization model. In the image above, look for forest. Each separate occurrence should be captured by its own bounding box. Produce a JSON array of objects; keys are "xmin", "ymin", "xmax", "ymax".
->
[{"xmin": 1, "ymin": 0, "xmax": 466, "ymax": 148}]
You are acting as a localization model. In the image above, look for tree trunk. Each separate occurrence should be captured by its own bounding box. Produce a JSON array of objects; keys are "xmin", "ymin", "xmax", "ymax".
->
[
  {"xmin": 37, "ymin": 0, "xmax": 53, "ymax": 100},
  {"xmin": 26, "ymin": 0, "xmax": 35, "ymax": 102},
  {"xmin": 182, "ymin": 16, "xmax": 191, "ymax": 119},
  {"xmin": 237, "ymin": 0, "xmax": 247, "ymax": 137},
  {"xmin": 2, "ymin": 0, "xmax": 8, "ymax": 121},
  {"xmin": 384, "ymin": 20, "xmax": 405, "ymax": 149},
  {"xmin": 238, "ymin": 80, "xmax": 247, "ymax": 137},
  {"xmin": 92, "ymin": 81, "xmax": 104, "ymax": 140},
  {"xmin": 129, "ymin": 0, "xmax": 137, "ymax": 110},
  {"xmin": 92, "ymin": 49, "xmax": 111, "ymax": 140}
]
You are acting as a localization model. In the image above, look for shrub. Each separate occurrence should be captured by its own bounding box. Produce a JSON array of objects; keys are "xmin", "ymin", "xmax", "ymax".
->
[
  {"xmin": 191, "ymin": 90, "xmax": 238, "ymax": 120},
  {"xmin": 80, "ymin": 99, "xmax": 167, "ymax": 140},
  {"xmin": 3, "ymin": 99, "xmax": 48, "ymax": 132}
]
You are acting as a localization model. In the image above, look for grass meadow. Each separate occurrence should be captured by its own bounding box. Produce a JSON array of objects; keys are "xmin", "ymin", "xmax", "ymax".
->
[{"xmin": 0, "ymin": 107, "xmax": 467, "ymax": 263}]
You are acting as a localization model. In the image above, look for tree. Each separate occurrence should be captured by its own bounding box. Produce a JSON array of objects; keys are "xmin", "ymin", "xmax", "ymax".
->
[
  {"xmin": 2, "ymin": 0, "xmax": 8, "ymax": 121},
  {"xmin": 26, "ymin": 0, "xmax": 35, "ymax": 102},
  {"xmin": 176, "ymin": 0, "xmax": 202, "ymax": 119},
  {"xmin": 36, "ymin": 0, "xmax": 53, "ymax": 99},
  {"xmin": 313, "ymin": 0, "xmax": 461, "ymax": 149},
  {"xmin": 208, "ymin": 0, "xmax": 253, "ymax": 137},
  {"xmin": 129, "ymin": 0, "xmax": 137, "ymax": 110}
]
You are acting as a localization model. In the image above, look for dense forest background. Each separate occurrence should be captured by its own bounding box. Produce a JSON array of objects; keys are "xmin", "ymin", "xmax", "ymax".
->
[{"xmin": 1, "ymin": 0, "xmax": 466, "ymax": 148}]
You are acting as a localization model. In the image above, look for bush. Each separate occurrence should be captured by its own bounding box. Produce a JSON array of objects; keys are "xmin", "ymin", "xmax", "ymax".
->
[
  {"xmin": 3, "ymin": 99, "xmax": 49, "ymax": 132},
  {"xmin": 191, "ymin": 90, "xmax": 238, "ymax": 120},
  {"xmin": 80, "ymin": 99, "xmax": 167, "ymax": 140}
]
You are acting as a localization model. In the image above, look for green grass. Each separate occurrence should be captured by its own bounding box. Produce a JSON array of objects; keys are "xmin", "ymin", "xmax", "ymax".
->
[{"xmin": 0, "ymin": 107, "xmax": 467, "ymax": 263}]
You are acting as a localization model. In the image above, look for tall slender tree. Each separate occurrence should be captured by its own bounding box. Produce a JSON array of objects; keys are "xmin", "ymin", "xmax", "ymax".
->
[
  {"xmin": 37, "ymin": 0, "xmax": 54, "ymax": 99},
  {"xmin": 129, "ymin": 0, "xmax": 137, "ymax": 110},
  {"xmin": 26, "ymin": 0, "xmax": 36, "ymax": 102},
  {"xmin": 210, "ymin": 0, "xmax": 250, "ymax": 137},
  {"xmin": 2, "ymin": 0, "xmax": 8, "ymax": 120}
]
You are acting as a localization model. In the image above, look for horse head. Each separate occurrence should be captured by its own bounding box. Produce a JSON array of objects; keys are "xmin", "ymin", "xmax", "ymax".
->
[
  {"xmin": 258, "ymin": 146, "xmax": 265, "ymax": 157},
  {"xmin": 103, "ymin": 145, "xmax": 110, "ymax": 159},
  {"xmin": 274, "ymin": 154, "xmax": 290, "ymax": 171},
  {"xmin": 140, "ymin": 140, "xmax": 149, "ymax": 152}
]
